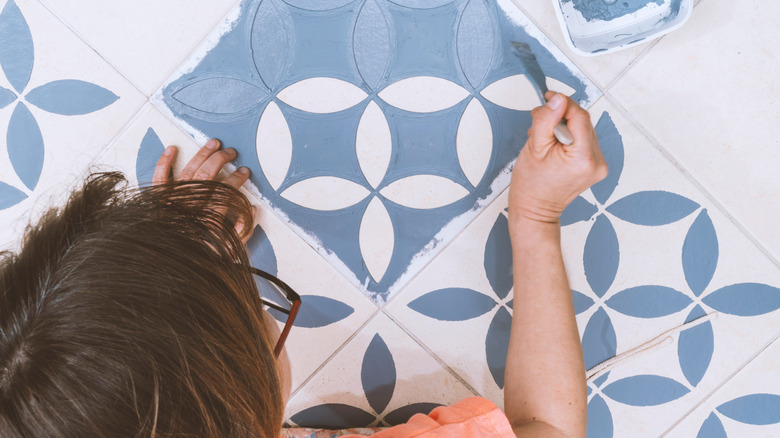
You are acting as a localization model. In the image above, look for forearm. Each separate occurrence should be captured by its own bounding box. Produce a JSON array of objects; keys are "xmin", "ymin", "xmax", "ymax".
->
[{"xmin": 503, "ymin": 216, "xmax": 587, "ymax": 437}]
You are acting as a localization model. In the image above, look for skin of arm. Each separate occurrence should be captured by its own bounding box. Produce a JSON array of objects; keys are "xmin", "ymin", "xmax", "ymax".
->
[{"xmin": 504, "ymin": 92, "xmax": 608, "ymax": 438}]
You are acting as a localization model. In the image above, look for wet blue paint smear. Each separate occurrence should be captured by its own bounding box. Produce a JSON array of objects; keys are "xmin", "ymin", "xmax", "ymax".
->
[{"xmin": 563, "ymin": 0, "xmax": 664, "ymax": 22}]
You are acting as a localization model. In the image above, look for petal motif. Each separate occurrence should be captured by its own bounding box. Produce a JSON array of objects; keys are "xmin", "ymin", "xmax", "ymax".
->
[
  {"xmin": 356, "ymin": 101, "xmax": 391, "ymax": 189},
  {"xmin": 379, "ymin": 76, "xmax": 469, "ymax": 113},
  {"xmin": 717, "ymin": 394, "xmax": 780, "ymax": 425},
  {"xmin": 456, "ymin": 0, "xmax": 494, "ymax": 88},
  {"xmin": 256, "ymin": 101, "xmax": 292, "ymax": 191},
  {"xmin": 0, "ymin": 181, "xmax": 27, "ymax": 210},
  {"xmin": 546, "ymin": 77, "xmax": 576, "ymax": 96},
  {"xmin": 287, "ymin": 295, "xmax": 354, "ymax": 328},
  {"xmin": 683, "ymin": 210, "xmax": 718, "ymax": 296},
  {"xmin": 584, "ymin": 214, "xmax": 619, "ymax": 298},
  {"xmin": 290, "ymin": 404, "xmax": 375, "ymax": 429},
  {"xmin": 582, "ymin": 308, "xmax": 617, "ymax": 370},
  {"xmin": 678, "ymin": 305, "xmax": 714, "ymax": 387},
  {"xmin": 697, "ymin": 412, "xmax": 727, "ymax": 438},
  {"xmin": 278, "ymin": 78, "xmax": 367, "ymax": 113},
  {"xmin": 480, "ymin": 74, "xmax": 542, "ymax": 110},
  {"xmin": 605, "ymin": 285, "xmax": 692, "ymax": 318},
  {"xmin": 456, "ymin": 98, "xmax": 492, "ymax": 188},
  {"xmin": 135, "ymin": 128, "xmax": 165, "ymax": 185},
  {"xmin": 0, "ymin": 86, "xmax": 15, "ymax": 109},
  {"xmin": 587, "ymin": 395, "xmax": 614, "ymax": 438},
  {"xmin": 407, "ymin": 288, "xmax": 497, "ymax": 321},
  {"xmin": 359, "ymin": 197, "xmax": 394, "ymax": 282},
  {"xmin": 606, "ymin": 191, "xmax": 699, "ymax": 226},
  {"xmin": 25, "ymin": 80, "xmax": 119, "ymax": 115},
  {"xmin": 354, "ymin": 0, "xmax": 390, "ymax": 90},
  {"xmin": 572, "ymin": 290, "xmax": 595, "ymax": 315},
  {"xmin": 0, "ymin": 0, "xmax": 34, "ymax": 93},
  {"xmin": 703, "ymin": 283, "xmax": 780, "ymax": 316},
  {"xmin": 247, "ymin": 224, "xmax": 278, "ymax": 276},
  {"xmin": 172, "ymin": 77, "xmax": 266, "ymax": 114},
  {"xmin": 560, "ymin": 196, "xmax": 598, "ymax": 226},
  {"xmin": 362, "ymin": 335, "xmax": 396, "ymax": 414},
  {"xmin": 282, "ymin": 176, "xmax": 370, "ymax": 211},
  {"xmin": 380, "ymin": 175, "xmax": 468, "ymax": 209},
  {"xmin": 486, "ymin": 307, "xmax": 512, "ymax": 389},
  {"xmin": 602, "ymin": 375, "xmax": 690, "ymax": 406},
  {"xmin": 590, "ymin": 113, "xmax": 623, "ymax": 204},
  {"xmin": 484, "ymin": 214, "xmax": 513, "ymax": 300},
  {"xmin": 250, "ymin": 0, "xmax": 289, "ymax": 90},
  {"xmin": 7, "ymin": 103, "xmax": 44, "ymax": 190},
  {"xmin": 384, "ymin": 403, "xmax": 441, "ymax": 426}
]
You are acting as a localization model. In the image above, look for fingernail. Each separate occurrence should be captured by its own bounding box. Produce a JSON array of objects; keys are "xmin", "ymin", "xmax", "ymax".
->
[
  {"xmin": 546, "ymin": 94, "xmax": 563, "ymax": 110},
  {"xmin": 239, "ymin": 167, "xmax": 250, "ymax": 175},
  {"xmin": 164, "ymin": 146, "xmax": 175, "ymax": 156},
  {"xmin": 205, "ymin": 139, "xmax": 219, "ymax": 150}
]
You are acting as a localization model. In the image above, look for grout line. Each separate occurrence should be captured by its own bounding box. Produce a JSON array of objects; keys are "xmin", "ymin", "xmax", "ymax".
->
[
  {"xmin": 660, "ymin": 328, "xmax": 780, "ymax": 437},
  {"xmin": 603, "ymin": 92, "xmax": 780, "ymax": 270}
]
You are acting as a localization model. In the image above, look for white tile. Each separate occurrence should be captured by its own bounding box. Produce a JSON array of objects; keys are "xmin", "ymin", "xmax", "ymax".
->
[
  {"xmin": 37, "ymin": 0, "xmax": 240, "ymax": 96},
  {"xmin": 284, "ymin": 312, "xmax": 475, "ymax": 427},
  {"xmin": 0, "ymin": 0, "xmax": 145, "ymax": 250},
  {"xmin": 665, "ymin": 337, "xmax": 780, "ymax": 437},
  {"xmin": 609, "ymin": 0, "xmax": 780, "ymax": 260}
]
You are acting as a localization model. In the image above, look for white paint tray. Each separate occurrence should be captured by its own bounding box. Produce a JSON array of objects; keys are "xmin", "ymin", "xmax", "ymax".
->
[{"xmin": 552, "ymin": 0, "xmax": 693, "ymax": 56}]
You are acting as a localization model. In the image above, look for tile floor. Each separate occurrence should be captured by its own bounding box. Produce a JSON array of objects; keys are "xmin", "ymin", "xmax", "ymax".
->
[{"xmin": 1, "ymin": 0, "xmax": 778, "ymax": 436}]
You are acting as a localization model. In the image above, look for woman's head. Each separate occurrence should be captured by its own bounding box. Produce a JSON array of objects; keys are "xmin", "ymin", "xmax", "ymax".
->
[{"xmin": 0, "ymin": 172, "xmax": 283, "ymax": 437}]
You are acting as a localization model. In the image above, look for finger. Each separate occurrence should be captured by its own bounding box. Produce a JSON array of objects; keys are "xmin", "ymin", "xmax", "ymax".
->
[
  {"xmin": 528, "ymin": 93, "xmax": 567, "ymax": 152},
  {"xmin": 191, "ymin": 148, "xmax": 238, "ymax": 181},
  {"xmin": 221, "ymin": 166, "xmax": 251, "ymax": 190},
  {"xmin": 179, "ymin": 139, "xmax": 221, "ymax": 180},
  {"xmin": 152, "ymin": 146, "xmax": 177, "ymax": 185},
  {"xmin": 558, "ymin": 96, "xmax": 593, "ymax": 147}
]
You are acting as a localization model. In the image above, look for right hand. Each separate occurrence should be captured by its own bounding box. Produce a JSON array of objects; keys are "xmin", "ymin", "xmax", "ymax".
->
[{"xmin": 508, "ymin": 92, "xmax": 608, "ymax": 225}]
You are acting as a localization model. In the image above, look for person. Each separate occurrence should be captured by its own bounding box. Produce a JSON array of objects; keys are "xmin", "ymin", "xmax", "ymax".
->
[{"xmin": 0, "ymin": 91, "xmax": 606, "ymax": 438}]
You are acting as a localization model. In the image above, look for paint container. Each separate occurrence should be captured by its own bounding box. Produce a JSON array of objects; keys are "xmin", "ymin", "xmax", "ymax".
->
[{"xmin": 551, "ymin": 0, "xmax": 693, "ymax": 56}]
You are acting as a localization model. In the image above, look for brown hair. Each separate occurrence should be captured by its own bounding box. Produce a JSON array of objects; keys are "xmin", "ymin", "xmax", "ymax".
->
[{"xmin": 0, "ymin": 172, "xmax": 283, "ymax": 437}]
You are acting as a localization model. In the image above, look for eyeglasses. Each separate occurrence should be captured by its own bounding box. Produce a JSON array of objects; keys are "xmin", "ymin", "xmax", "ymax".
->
[{"xmin": 250, "ymin": 267, "xmax": 302, "ymax": 358}]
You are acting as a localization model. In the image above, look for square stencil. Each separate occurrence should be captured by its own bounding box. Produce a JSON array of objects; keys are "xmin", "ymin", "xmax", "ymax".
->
[{"xmin": 154, "ymin": 0, "xmax": 599, "ymax": 304}]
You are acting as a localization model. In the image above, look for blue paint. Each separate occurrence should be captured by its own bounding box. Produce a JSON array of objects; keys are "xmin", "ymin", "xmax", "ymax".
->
[
  {"xmin": 563, "ymin": 0, "xmax": 664, "ymax": 22},
  {"xmin": 581, "ymin": 307, "xmax": 616, "ymax": 369},
  {"xmin": 602, "ymin": 375, "xmax": 689, "ymax": 406},
  {"xmin": 354, "ymin": 0, "xmax": 391, "ymax": 90},
  {"xmin": 677, "ymin": 305, "xmax": 713, "ymax": 387},
  {"xmin": 0, "ymin": 181, "xmax": 27, "ymax": 210},
  {"xmin": 571, "ymin": 290, "xmax": 595, "ymax": 315},
  {"xmin": 408, "ymin": 288, "xmax": 497, "ymax": 321},
  {"xmin": 7, "ymin": 103, "xmax": 44, "ymax": 191},
  {"xmin": 703, "ymin": 283, "xmax": 780, "ymax": 317},
  {"xmin": 593, "ymin": 372, "xmax": 609, "ymax": 388},
  {"xmin": 172, "ymin": 78, "xmax": 266, "ymax": 115},
  {"xmin": 457, "ymin": 0, "xmax": 494, "ymax": 88},
  {"xmin": 485, "ymin": 306, "xmax": 511, "ymax": 389},
  {"xmin": 285, "ymin": 295, "xmax": 354, "ymax": 328},
  {"xmin": 682, "ymin": 210, "xmax": 718, "ymax": 296},
  {"xmin": 605, "ymin": 285, "xmax": 691, "ymax": 318},
  {"xmin": 25, "ymin": 80, "xmax": 119, "ymax": 116},
  {"xmin": 587, "ymin": 395, "xmax": 614, "ymax": 438},
  {"xmin": 290, "ymin": 403, "xmax": 376, "ymax": 429},
  {"xmin": 135, "ymin": 128, "xmax": 165, "ymax": 185},
  {"xmin": 484, "ymin": 213, "xmax": 513, "ymax": 300},
  {"xmin": 560, "ymin": 195, "xmax": 597, "ymax": 225},
  {"xmin": 717, "ymin": 394, "xmax": 780, "ymax": 425},
  {"xmin": 161, "ymin": 0, "xmax": 594, "ymax": 300},
  {"xmin": 361, "ymin": 334, "xmax": 396, "ymax": 414},
  {"xmin": 0, "ymin": 0, "xmax": 33, "ymax": 93},
  {"xmin": 584, "ymin": 214, "xmax": 619, "ymax": 297},
  {"xmin": 591, "ymin": 112, "xmax": 623, "ymax": 205},
  {"xmin": 606, "ymin": 190, "xmax": 699, "ymax": 226},
  {"xmin": 0, "ymin": 86, "xmax": 15, "ymax": 109},
  {"xmin": 247, "ymin": 224, "xmax": 278, "ymax": 275},
  {"xmin": 697, "ymin": 413, "xmax": 727, "ymax": 438}
]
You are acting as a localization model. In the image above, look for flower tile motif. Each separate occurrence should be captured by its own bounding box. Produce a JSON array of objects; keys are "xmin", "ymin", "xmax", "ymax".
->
[
  {"xmin": 158, "ymin": 0, "xmax": 599, "ymax": 303},
  {"xmin": 0, "ymin": 0, "xmax": 118, "ymax": 210}
]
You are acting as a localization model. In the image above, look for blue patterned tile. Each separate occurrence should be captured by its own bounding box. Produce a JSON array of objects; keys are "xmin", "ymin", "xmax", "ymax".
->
[{"xmin": 157, "ymin": 0, "xmax": 599, "ymax": 302}]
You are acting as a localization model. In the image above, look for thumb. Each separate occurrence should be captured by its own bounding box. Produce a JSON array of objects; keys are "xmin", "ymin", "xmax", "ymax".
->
[{"xmin": 528, "ymin": 93, "xmax": 566, "ymax": 151}]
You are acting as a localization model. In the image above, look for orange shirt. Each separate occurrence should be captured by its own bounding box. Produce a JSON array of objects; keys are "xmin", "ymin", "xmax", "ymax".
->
[{"xmin": 344, "ymin": 397, "xmax": 514, "ymax": 438}]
